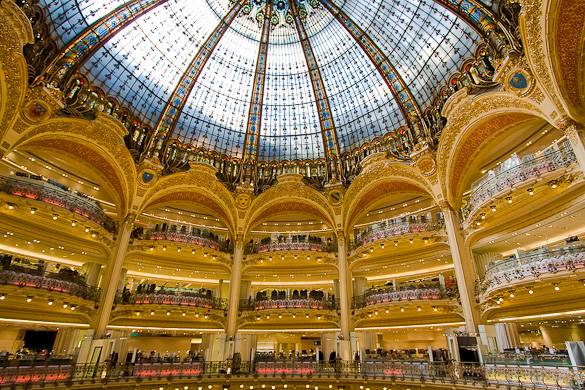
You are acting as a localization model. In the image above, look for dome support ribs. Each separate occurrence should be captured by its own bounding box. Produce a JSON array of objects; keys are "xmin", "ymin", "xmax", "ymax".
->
[
  {"xmin": 242, "ymin": 1, "xmax": 274, "ymax": 162},
  {"xmin": 147, "ymin": 0, "xmax": 247, "ymax": 158},
  {"xmin": 43, "ymin": 0, "xmax": 169, "ymax": 88},
  {"xmin": 290, "ymin": 0, "xmax": 342, "ymax": 173},
  {"xmin": 318, "ymin": 0, "xmax": 427, "ymax": 146},
  {"xmin": 432, "ymin": 0, "xmax": 521, "ymax": 54}
]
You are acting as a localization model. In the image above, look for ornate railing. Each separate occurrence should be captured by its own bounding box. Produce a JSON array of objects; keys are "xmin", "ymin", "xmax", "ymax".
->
[
  {"xmin": 352, "ymin": 286, "xmax": 457, "ymax": 309},
  {"xmin": 479, "ymin": 245, "xmax": 585, "ymax": 295},
  {"xmin": 116, "ymin": 291, "xmax": 227, "ymax": 310},
  {"xmin": 0, "ymin": 270, "xmax": 100, "ymax": 301},
  {"xmin": 144, "ymin": 230, "xmax": 232, "ymax": 252},
  {"xmin": 246, "ymin": 240, "xmax": 336, "ymax": 255},
  {"xmin": 0, "ymin": 360, "xmax": 583, "ymax": 389},
  {"xmin": 239, "ymin": 298, "xmax": 338, "ymax": 311},
  {"xmin": 353, "ymin": 221, "xmax": 445, "ymax": 249},
  {"xmin": 0, "ymin": 175, "xmax": 115, "ymax": 232},
  {"xmin": 462, "ymin": 145, "xmax": 577, "ymax": 221}
]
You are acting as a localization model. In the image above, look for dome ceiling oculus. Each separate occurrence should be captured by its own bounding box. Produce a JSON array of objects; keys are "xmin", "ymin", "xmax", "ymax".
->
[{"xmin": 41, "ymin": 0, "xmax": 485, "ymax": 161}]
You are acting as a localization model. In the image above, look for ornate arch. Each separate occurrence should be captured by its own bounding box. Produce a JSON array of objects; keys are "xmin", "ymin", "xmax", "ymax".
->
[
  {"xmin": 0, "ymin": 1, "xmax": 34, "ymax": 148},
  {"xmin": 437, "ymin": 91, "xmax": 547, "ymax": 207},
  {"xmin": 137, "ymin": 170, "xmax": 238, "ymax": 238},
  {"xmin": 11, "ymin": 115, "xmax": 137, "ymax": 217},
  {"xmin": 243, "ymin": 178, "xmax": 336, "ymax": 239},
  {"xmin": 343, "ymin": 160, "xmax": 436, "ymax": 233},
  {"xmin": 520, "ymin": 0, "xmax": 585, "ymax": 123}
]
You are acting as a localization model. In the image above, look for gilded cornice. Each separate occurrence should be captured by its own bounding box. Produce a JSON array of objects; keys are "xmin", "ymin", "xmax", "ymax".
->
[
  {"xmin": 0, "ymin": 1, "xmax": 34, "ymax": 149},
  {"xmin": 519, "ymin": 0, "xmax": 578, "ymax": 120}
]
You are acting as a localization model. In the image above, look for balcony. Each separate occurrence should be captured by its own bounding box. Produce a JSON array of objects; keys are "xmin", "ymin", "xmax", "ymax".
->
[
  {"xmin": 462, "ymin": 142, "xmax": 577, "ymax": 222},
  {"xmin": 0, "ymin": 268, "xmax": 100, "ymax": 302},
  {"xmin": 117, "ymin": 287, "xmax": 226, "ymax": 310},
  {"xmin": 143, "ymin": 230, "xmax": 232, "ymax": 252},
  {"xmin": 479, "ymin": 245, "xmax": 585, "ymax": 296},
  {"xmin": 352, "ymin": 221, "xmax": 445, "ymax": 249},
  {"xmin": 0, "ymin": 360, "xmax": 581, "ymax": 389},
  {"xmin": 0, "ymin": 174, "xmax": 115, "ymax": 232},
  {"xmin": 240, "ymin": 293, "xmax": 338, "ymax": 311},
  {"xmin": 245, "ymin": 236, "xmax": 336, "ymax": 255},
  {"xmin": 352, "ymin": 284, "xmax": 457, "ymax": 309}
]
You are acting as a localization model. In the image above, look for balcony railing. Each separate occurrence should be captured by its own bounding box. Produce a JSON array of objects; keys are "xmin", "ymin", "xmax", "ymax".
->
[
  {"xmin": 462, "ymin": 144, "xmax": 577, "ymax": 221},
  {"xmin": 0, "ymin": 270, "xmax": 100, "ymax": 301},
  {"xmin": 0, "ymin": 360, "xmax": 583, "ymax": 389},
  {"xmin": 144, "ymin": 230, "xmax": 232, "ymax": 252},
  {"xmin": 239, "ymin": 297, "xmax": 339, "ymax": 311},
  {"xmin": 245, "ymin": 240, "xmax": 336, "ymax": 255},
  {"xmin": 479, "ymin": 245, "xmax": 585, "ymax": 295},
  {"xmin": 352, "ymin": 286, "xmax": 457, "ymax": 309},
  {"xmin": 353, "ymin": 221, "xmax": 445, "ymax": 249},
  {"xmin": 0, "ymin": 175, "xmax": 115, "ymax": 232},
  {"xmin": 117, "ymin": 290, "xmax": 227, "ymax": 310}
]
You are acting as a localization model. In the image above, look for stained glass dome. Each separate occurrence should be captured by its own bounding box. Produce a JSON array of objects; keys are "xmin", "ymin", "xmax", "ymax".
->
[{"xmin": 40, "ymin": 0, "xmax": 485, "ymax": 161}]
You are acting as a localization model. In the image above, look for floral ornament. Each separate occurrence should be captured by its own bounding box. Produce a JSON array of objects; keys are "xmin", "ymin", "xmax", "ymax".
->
[{"xmin": 242, "ymin": 0, "xmax": 319, "ymax": 28}]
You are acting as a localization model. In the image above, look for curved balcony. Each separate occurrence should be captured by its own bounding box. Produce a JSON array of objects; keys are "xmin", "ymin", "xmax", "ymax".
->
[
  {"xmin": 240, "ymin": 297, "xmax": 339, "ymax": 311},
  {"xmin": 143, "ymin": 230, "xmax": 232, "ymax": 253},
  {"xmin": 462, "ymin": 143, "xmax": 577, "ymax": 222},
  {"xmin": 353, "ymin": 221, "xmax": 445, "ymax": 249},
  {"xmin": 0, "ymin": 269, "xmax": 100, "ymax": 301},
  {"xmin": 117, "ymin": 289, "xmax": 227, "ymax": 310},
  {"xmin": 245, "ymin": 237, "xmax": 336, "ymax": 255},
  {"xmin": 0, "ymin": 175, "xmax": 115, "ymax": 232},
  {"xmin": 479, "ymin": 245, "xmax": 585, "ymax": 296},
  {"xmin": 352, "ymin": 285, "xmax": 457, "ymax": 309}
]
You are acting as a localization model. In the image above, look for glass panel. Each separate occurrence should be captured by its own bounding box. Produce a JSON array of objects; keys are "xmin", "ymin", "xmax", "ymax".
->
[
  {"xmin": 303, "ymin": 6, "xmax": 405, "ymax": 153},
  {"xmin": 80, "ymin": 0, "xmax": 223, "ymax": 125},
  {"xmin": 258, "ymin": 22, "xmax": 324, "ymax": 161},
  {"xmin": 174, "ymin": 15, "xmax": 262, "ymax": 157},
  {"xmin": 339, "ymin": 0, "xmax": 481, "ymax": 110}
]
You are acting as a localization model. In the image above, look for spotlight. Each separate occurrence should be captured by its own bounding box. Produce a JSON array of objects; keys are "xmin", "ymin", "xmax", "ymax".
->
[
  {"xmin": 30, "ymin": 207, "xmax": 36, "ymax": 214},
  {"xmin": 480, "ymin": 213, "xmax": 485, "ymax": 220},
  {"xmin": 400, "ymin": 307, "xmax": 404, "ymax": 312},
  {"xmin": 52, "ymin": 214, "xmax": 58, "ymax": 220},
  {"xmin": 7, "ymin": 203, "xmax": 15, "ymax": 210},
  {"xmin": 70, "ymin": 305, "xmax": 77, "ymax": 311},
  {"xmin": 166, "ymin": 311, "xmax": 171, "ymax": 316},
  {"xmin": 71, "ymin": 220, "xmax": 77, "ymax": 227},
  {"xmin": 48, "ymin": 299, "xmax": 54, "ymax": 306},
  {"xmin": 84, "ymin": 227, "xmax": 90, "ymax": 233},
  {"xmin": 550, "ymin": 180, "xmax": 558, "ymax": 189},
  {"xmin": 506, "ymin": 196, "xmax": 512, "ymax": 204},
  {"xmin": 26, "ymin": 296, "xmax": 32, "ymax": 303},
  {"xmin": 0, "ymin": 294, "xmax": 5, "ymax": 301},
  {"xmin": 527, "ymin": 188, "xmax": 534, "ymax": 196},
  {"xmin": 150, "ymin": 310, "xmax": 155, "ymax": 316},
  {"xmin": 490, "ymin": 205, "xmax": 496, "ymax": 212}
]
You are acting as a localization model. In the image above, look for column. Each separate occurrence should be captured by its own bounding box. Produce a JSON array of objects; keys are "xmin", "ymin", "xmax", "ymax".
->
[
  {"xmin": 226, "ymin": 238, "xmax": 244, "ymax": 356},
  {"xmin": 337, "ymin": 233, "xmax": 352, "ymax": 360},
  {"xmin": 83, "ymin": 262, "xmax": 102, "ymax": 287},
  {"xmin": 442, "ymin": 206, "xmax": 479, "ymax": 333},
  {"xmin": 217, "ymin": 279, "xmax": 224, "ymax": 299},
  {"xmin": 564, "ymin": 122, "xmax": 585, "ymax": 175},
  {"xmin": 495, "ymin": 323, "xmax": 520, "ymax": 352},
  {"xmin": 353, "ymin": 276, "xmax": 367, "ymax": 296},
  {"xmin": 94, "ymin": 215, "xmax": 135, "ymax": 338},
  {"xmin": 117, "ymin": 268, "xmax": 128, "ymax": 292}
]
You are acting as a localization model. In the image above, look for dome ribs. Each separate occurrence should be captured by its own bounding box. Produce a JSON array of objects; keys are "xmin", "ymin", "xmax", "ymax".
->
[
  {"xmin": 148, "ymin": 0, "xmax": 248, "ymax": 156},
  {"xmin": 242, "ymin": 0, "xmax": 274, "ymax": 162},
  {"xmin": 318, "ymin": 0, "xmax": 425, "ymax": 145},
  {"xmin": 45, "ymin": 0, "xmax": 170, "ymax": 89},
  {"xmin": 290, "ymin": 0, "xmax": 341, "ymax": 161}
]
